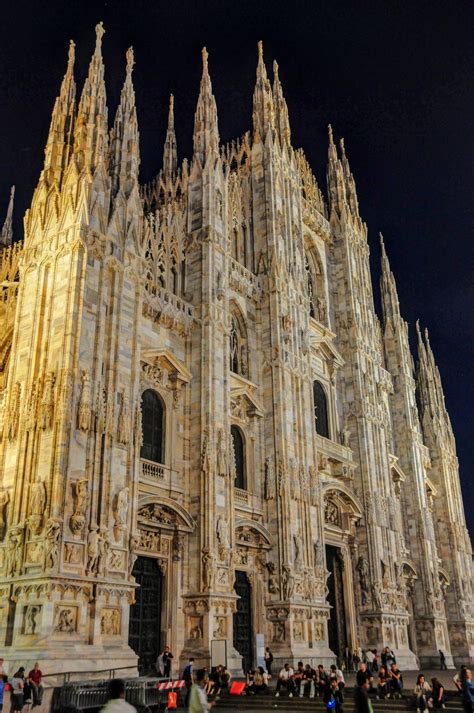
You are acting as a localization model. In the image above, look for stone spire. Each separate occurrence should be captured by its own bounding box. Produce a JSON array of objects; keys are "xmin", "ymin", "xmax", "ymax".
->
[
  {"xmin": 380, "ymin": 233, "xmax": 400, "ymax": 325},
  {"xmin": 193, "ymin": 47, "xmax": 219, "ymax": 163},
  {"xmin": 339, "ymin": 137, "xmax": 360, "ymax": 216},
  {"xmin": 272, "ymin": 60, "xmax": 291, "ymax": 146},
  {"xmin": 163, "ymin": 94, "xmax": 178, "ymax": 180},
  {"xmin": 109, "ymin": 47, "xmax": 140, "ymax": 196},
  {"xmin": 326, "ymin": 125, "xmax": 346, "ymax": 212},
  {"xmin": 0, "ymin": 186, "xmax": 15, "ymax": 247},
  {"xmin": 252, "ymin": 41, "xmax": 275, "ymax": 140},
  {"xmin": 43, "ymin": 40, "xmax": 76, "ymax": 187},
  {"xmin": 73, "ymin": 22, "xmax": 108, "ymax": 174}
]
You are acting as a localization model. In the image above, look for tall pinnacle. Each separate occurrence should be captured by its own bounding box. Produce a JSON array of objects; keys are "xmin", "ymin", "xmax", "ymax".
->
[
  {"xmin": 272, "ymin": 60, "xmax": 291, "ymax": 146},
  {"xmin": 42, "ymin": 39, "xmax": 76, "ymax": 186},
  {"xmin": 110, "ymin": 46, "xmax": 140, "ymax": 195},
  {"xmin": 326, "ymin": 125, "xmax": 346, "ymax": 212},
  {"xmin": 379, "ymin": 233, "xmax": 400, "ymax": 325},
  {"xmin": 252, "ymin": 41, "xmax": 275, "ymax": 140},
  {"xmin": 193, "ymin": 47, "xmax": 219, "ymax": 163},
  {"xmin": 339, "ymin": 137, "xmax": 360, "ymax": 216},
  {"xmin": 73, "ymin": 22, "xmax": 109, "ymax": 174},
  {"xmin": 163, "ymin": 94, "xmax": 178, "ymax": 180},
  {"xmin": 0, "ymin": 186, "xmax": 15, "ymax": 248}
]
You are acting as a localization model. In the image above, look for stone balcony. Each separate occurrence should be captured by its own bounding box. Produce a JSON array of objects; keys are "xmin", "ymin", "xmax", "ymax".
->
[
  {"xmin": 140, "ymin": 458, "xmax": 174, "ymax": 488},
  {"xmin": 315, "ymin": 434, "xmax": 355, "ymax": 481}
]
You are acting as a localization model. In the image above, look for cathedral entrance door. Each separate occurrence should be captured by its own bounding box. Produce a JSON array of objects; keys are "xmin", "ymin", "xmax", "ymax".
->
[
  {"xmin": 233, "ymin": 571, "xmax": 253, "ymax": 672},
  {"xmin": 128, "ymin": 556, "xmax": 163, "ymax": 674},
  {"xmin": 325, "ymin": 544, "xmax": 348, "ymax": 661}
]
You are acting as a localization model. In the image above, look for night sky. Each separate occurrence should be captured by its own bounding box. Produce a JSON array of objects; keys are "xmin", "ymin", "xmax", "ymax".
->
[{"xmin": 0, "ymin": 0, "xmax": 472, "ymax": 535}]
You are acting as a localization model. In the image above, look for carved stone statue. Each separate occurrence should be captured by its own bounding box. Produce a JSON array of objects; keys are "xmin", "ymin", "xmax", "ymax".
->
[
  {"xmin": 7, "ymin": 382, "xmax": 21, "ymax": 441},
  {"xmin": 128, "ymin": 532, "xmax": 140, "ymax": 577},
  {"xmin": 55, "ymin": 608, "xmax": 75, "ymax": 633},
  {"xmin": 5, "ymin": 525, "xmax": 23, "ymax": 576},
  {"xmin": 70, "ymin": 478, "xmax": 88, "ymax": 536},
  {"xmin": 356, "ymin": 556, "xmax": 370, "ymax": 605},
  {"xmin": 113, "ymin": 487, "xmax": 129, "ymax": 539},
  {"xmin": 216, "ymin": 516, "xmax": 230, "ymax": 550},
  {"xmin": 0, "ymin": 489, "xmax": 10, "ymax": 533},
  {"xmin": 282, "ymin": 564, "xmax": 295, "ymax": 599},
  {"xmin": 314, "ymin": 540, "xmax": 324, "ymax": 568},
  {"xmin": 266, "ymin": 561, "xmax": 279, "ymax": 594},
  {"xmin": 97, "ymin": 528, "xmax": 110, "ymax": 576},
  {"xmin": 24, "ymin": 604, "xmax": 40, "ymax": 635},
  {"xmin": 202, "ymin": 547, "xmax": 216, "ymax": 590},
  {"xmin": 44, "ymin": 518, "xmax": 61, "ymax": 570},
  {"xmin": 117, "ymin": 392, "xmax": 130, "ymax": 445},
  {"xmin": 216, "ymin": 428, "xmax": 228, "ymax": 477},
  {"xmin": 39, "ymin": 372, "xmax": 55, "ymax": 430},
  {"xmin": 87, "ymin": 526, "xmax": 100, "ymax": 574},
  {"xmin": 371, "ymin": 581, "xmax": 383, "ymax": 610},
  {"xmin": 294, "ymin": 532, "xmax": 304, "ymax": 572},
  {"xmin": 77, "ymin": 371, "xmax": 92, "ymax": 432},
  {"xmin": 264, "ymin": 457, "xmax": 275, "ymax": 500},
  {"xmin": 28, "ymin": 476, "xmax": 46, "ymax": 535}
]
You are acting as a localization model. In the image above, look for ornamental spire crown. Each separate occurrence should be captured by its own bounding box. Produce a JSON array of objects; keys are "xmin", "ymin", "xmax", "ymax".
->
[
  {"xmin": 0, "ymin": 186, "xmax": 15, "ymax": 248},
  {"xmin": 272, "ymin": 60, "xmax": 291, "ymax": 146},
  {"xmin": 193, "ymin": 47, "xmax": 219, "ymax": 163},
  {"xmin": 42, "ymin": 39, "xmax": 76, "ymax": 187},
  {"xmin": 252, "ymin": 41, "xmax": 275, "ymax": 140},
  {"xmin": 73, "ymin": 22, "xmax": 109, "ymax": 174},
  {"xmin": 110, "ymin": 46, "xmax": 140, "ymax": 196},
  {"xmin": 163, "ymin": 94, "xmax": 178, "ymax": 181}
]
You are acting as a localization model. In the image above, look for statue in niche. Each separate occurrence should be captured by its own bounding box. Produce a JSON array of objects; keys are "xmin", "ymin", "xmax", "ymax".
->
[
  {"xmin": 24, "ymin": 605, "xmax": 40, "ymax": 635},
  {"xmin": 202, "ymin": 547, "xmax": 216, "ymax": 590},
  {"xmin": 97, "ymin": 528, "xmax": 110, "ymax": 576},
  {"xmin": 55, "ymin": 608, "xmax": 75, "ymax": 633},
  {"xmin": 44, "ymin": 518, "xmax": 61, "ymax": 570},
  {"xmin": 314, "ymin": 540, "xmax": 324, "ymax": 569},
  {"xmin": 70, "ymin": 478, "xmax": 88, "ymax": 536},
  {"xmin": 40, "ymin": 372, "xmax": 55, "ymax": 430},
  {"xmin": 117, "ymin": 392, "xmax": 130, "ymax": 445},
  {"xmin": 113, "ymin": 487, "xmax": 129, "ymax": 540},
  {"xmin": 266, "ymin": 561, "xmax": 279, "ymax": 594},
  {"xmin": 282, "ymin": 564, "xmax": 295, "ymax": 599},
  {"xmin": 216, "ymin": 516, "xmax": 230, "ymax": 551},
  {"xmin": 356, "ymin": 556, "xmax": 370, "ymax": 605},
  {"xmin": 5, "ymin": 526, "xmax": 23, "ymax": 576},
  {"xmin": 216, "ymin": 429, "xmax": 228, "ymax": 477},
  {"xmin": 87, "ymin": 526, "xmax": 100, "ymax": 574},
  {"xmin": 294, "ymin": 532, "xmax": 304, "ymax": 572},
  {"xmin": 264, "ymin": 457, "xmax": 275, "ymax": 500},
  {"xmin": 77, "ymin": 371, "xmax": 92, "ymax": 432},
  {"xmin": 128, "ymin": 532, "xmax": 140, "ymax": 577},
  {"xmin": 0, "ymin": 489, "xmax": 10, "ymax": 534},
  {"xmin": 28, "ymin": 476, "xmax": 46, "ymax": 535}
]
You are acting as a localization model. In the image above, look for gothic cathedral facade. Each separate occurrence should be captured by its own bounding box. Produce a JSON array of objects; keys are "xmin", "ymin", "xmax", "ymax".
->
[{"xmin": 0, "ymin": 25, "xmax": 472, "ymax": 674}]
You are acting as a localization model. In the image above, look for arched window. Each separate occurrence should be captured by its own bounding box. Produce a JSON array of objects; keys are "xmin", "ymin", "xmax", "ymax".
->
[
  {"xmin": 140, "ymin": 389, "xmax": 165, "ymax": 463},
  {"xmin": 229, "ymin": 312, "xmax": 248, "ymax": 377},
  {"xmin": 313, "ymin": 381, "xmax": 330, "ymax": 439},
  {"xmin": 231, "ymin": 425, "xmax": 246, "ymax": 489}
]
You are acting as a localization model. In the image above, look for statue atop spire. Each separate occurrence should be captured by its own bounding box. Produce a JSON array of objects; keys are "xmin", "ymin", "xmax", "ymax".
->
[
  {"xmin": 193, "ymin": 47, "xmax": 219, "ymax": 163},
  {"xmin": 0, "ymin": 186, "xmax": 15, "ymax": 248},
  {"xmin": 272, "ymin": 59, "xmax": 291, "ymax": 146},
  {"xmin": 110, "ymin": 46, "xmax": 140, "ymax": 196},
  {"xmin": 42, "ymin": 39, "xmax": 77, "ymax": 187},
  {"xmin": 163, "ymin": 94, "xmax": 178, "ymax": 181},
  {"xmin": 73, "ymin": 22, "xmax": 108, "ymax": 174},
  {"xmin": 252, "ymin": 41, "xmax": 275, "ymax": 140}
]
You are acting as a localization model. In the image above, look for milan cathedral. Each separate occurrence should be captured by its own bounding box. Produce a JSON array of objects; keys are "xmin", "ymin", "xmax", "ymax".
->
[{"xmin": 0, "ymin": 24, "xmax": 472, "ymax": 675}]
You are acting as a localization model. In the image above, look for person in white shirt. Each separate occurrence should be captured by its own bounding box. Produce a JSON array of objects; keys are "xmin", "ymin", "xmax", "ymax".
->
[
  {"xmin": 330, "ymin": 664, "xmax": 345, "ymax": 689},
  {"xmin": 275, "ymin": 663, "xmax": 296, "ymax": 698},
  {"xmin": 100, "ymin": 679, "xmax": 136, "ymax": 712},
  {"xmin": 189, "ymin": 668, "xmax": 215, "ymax": 713}
]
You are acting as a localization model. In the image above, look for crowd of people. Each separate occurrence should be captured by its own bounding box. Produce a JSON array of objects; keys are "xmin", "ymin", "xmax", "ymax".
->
[{"xmin": 0, "ymin": 658, "xmax": 44, "ymax": 712}]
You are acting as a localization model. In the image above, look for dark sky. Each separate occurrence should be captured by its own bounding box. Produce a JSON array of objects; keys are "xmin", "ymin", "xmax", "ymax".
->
[{"xmin": 0, "ymin": 0, "xmax": 472, "ymax": 535}]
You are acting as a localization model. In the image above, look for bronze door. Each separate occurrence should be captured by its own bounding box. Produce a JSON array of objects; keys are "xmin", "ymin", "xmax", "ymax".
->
[
  {"xmin": 233, "ymin": 570, "xmax": 253, "ymax": 673},
  {"xmin": 128, "ymin": 556, "xmax": 163, "ymax": 674},
  {"xmin": 325, "ymin": 544, "xmax": 348, "ymax": 660}
]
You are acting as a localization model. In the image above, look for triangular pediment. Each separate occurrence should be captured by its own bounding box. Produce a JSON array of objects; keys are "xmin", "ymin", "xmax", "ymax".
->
[
  {"xmin": 230, "ymin": 375, "xmax": 264, "ymax": 419},
  {"xmin": 141, "ymin": 348, "xmax": 192, "ymax": 385}
]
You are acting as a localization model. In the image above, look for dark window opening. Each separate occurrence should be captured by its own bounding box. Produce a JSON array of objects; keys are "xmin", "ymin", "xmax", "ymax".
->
[
  {"xmin": 140, "ymin": 389, "xmax": 165, "ymax": 463},
  {"xmin": 314, "ymin": 381, "xmax": 330, "ymax": 439}
]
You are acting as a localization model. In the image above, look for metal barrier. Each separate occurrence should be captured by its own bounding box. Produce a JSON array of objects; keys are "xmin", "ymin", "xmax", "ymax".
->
[{"xmin": 50, "ymin": 676, "xmax": 181, "ymax": 712}]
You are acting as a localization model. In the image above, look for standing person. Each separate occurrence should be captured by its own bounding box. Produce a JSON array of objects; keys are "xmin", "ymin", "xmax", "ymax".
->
[
  {"xmin": 182, "ymin": 657, "xmax": 195, "ymax": 707},
  {"xmin": 414, "ymin": 673, "xmax": 432, "ymax": 713},
  {"xmin": 275, "ymin": 663, "xmax": 296, "ymax": 698},
  {"xmin": 353, "ymin": 650, "xmax": 361, "ymax": 671},
  {"xmin": 330, "ymin": 664, "xmax": 345, "ymax": 691},
  {"xmin": 372, "ymin": 651, "xmax": 379, "ymax": 673},
  {"xmin": 438, "ymin": 651, "xmax": 447, "ymax": 671},
  {"xmin": 100, "ymin": 679, "xmax": 136, "ymax": 712},
  {"xmin": 430, "ymin": 678, "xmax": 446, "ymax": 709},
  {"xmin": 347, "ymin": 649, "xmax": 353, "ymax": 673},
  {"xmin": 356, "ymin": 663, "xmax": 374, "ymax": 694},
  {"xmin": 318, "ymin": 664, "xmax": 331, "ymax": 699},
  {"xmin": 28, "ymin": 663, "xmax": 44, "ymax": 708},
  {"xmin": 354, "ymin": 679, "xmax": 373, "ymax": 713},
  {"xmin": 365, "ymin": 649, "xmax": 374, "ymax": 673},
  {"xmin": 264, "ymin": 647, "xmax": 273, "ymax": 678},
  {"xmin": 460, "ymin": 668, "xmax": 474, "ymax": 713},
  {"xmin": 10, "ymin": 669, "xmax": 25, "ymax": 713},
  {"xmin": 189, "ymin": 668, "xmax": 215, "ymax": 713},
  {"xmin": 160, "ymin": 646, "xmax": 174, "ymax": 678}
]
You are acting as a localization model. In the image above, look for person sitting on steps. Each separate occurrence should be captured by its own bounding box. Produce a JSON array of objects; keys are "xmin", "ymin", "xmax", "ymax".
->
[{"xmin": 275, "ymin": 663, "xmax": 296, "ymax": 698}]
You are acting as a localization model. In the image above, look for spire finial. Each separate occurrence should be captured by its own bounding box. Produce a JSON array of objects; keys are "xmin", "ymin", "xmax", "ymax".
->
[
  {"xmin": 258, "ymin": 40, "xmax": 263, "ymax": 61},
  {"xmin": 126, "ymin": 47, "xmax": 134, "ymax": 76},
  {"xmin": 68, "ymin": 40, "xmax": 75, "ymax": 69},
  {"xmin": 340, "ymin": 137, "xmax": 346, "ymax": 156},
  {"xmin": 328, "ymin": 124, "xmax": 334, "ymax": 143},
  {"xmin": 379, "ymin": 232, "xmax": 385, "ymax": 249},
  {"xmin": 0, "ymin": 185, "xmax": 15, "ymax": 247},
  {"xmin": 202, "ymin": 47, "xmax": 209, "ymax": 70},
  {"xmin": 273, "ymin": 60, "xmax": 279, "ymax": 78},
  {"xmin": 168, "ymin": 93, "xmax": 175, "ymax": 127},
  {"xmin": 95, "ymin": 21, "xmax": 105, "ymax": 50}
]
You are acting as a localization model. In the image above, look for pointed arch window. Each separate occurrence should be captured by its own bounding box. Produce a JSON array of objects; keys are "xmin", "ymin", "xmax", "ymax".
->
[
  {"xmin": 231, "ymin": 425, "xmax": 246, "ymax": 490},
  {"xmin": 140, "ymin": 389, "xmax": 165, "ymax": 463},
  {"xmin": 313, "ymin": 381, "xmax": 330, "ymax": 439}
]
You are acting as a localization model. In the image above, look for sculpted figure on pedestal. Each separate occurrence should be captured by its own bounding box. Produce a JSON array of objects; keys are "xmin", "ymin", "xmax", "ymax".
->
[
  {"xmin": 70, "ymin": 478, "xmax": 89, "ymax": 536},
  {"xmin": 44, "ymin": 518, "xmax": 61, "ymax": 570},
  {"xmin": 77, "ymin": 371, "xmax": 92, "ymax": 432}
]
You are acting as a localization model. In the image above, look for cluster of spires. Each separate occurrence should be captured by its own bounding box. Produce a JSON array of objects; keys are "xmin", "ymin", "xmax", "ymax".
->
[{"xmin": 0, "ymin": 23, "xmax": 452, "ymax": 429}]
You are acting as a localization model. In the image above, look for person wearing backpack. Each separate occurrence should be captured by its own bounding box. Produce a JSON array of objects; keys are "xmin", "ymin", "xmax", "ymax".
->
[{"xmin": 264, "ymin": 647, "xmax": 273, "ymax": 678}]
